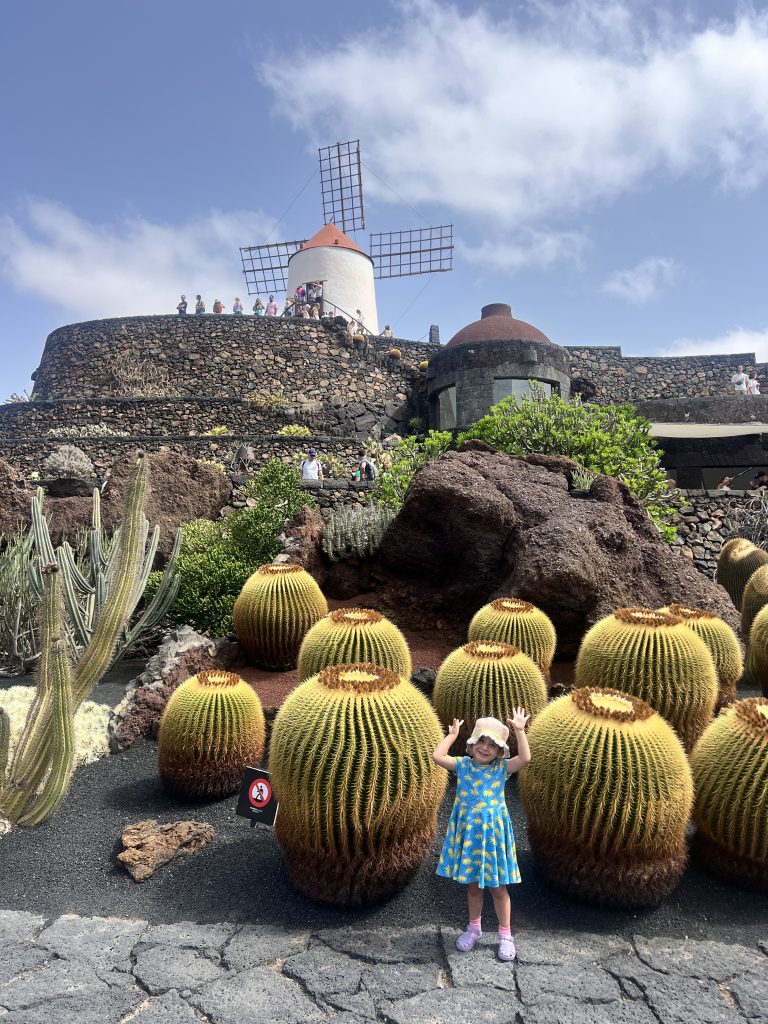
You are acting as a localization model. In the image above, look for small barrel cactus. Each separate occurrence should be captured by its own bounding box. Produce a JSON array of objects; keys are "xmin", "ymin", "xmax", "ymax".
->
[
  {"xmin": 518, "ymin": 686, "xmax": 693, "ymax": 907},
  {"xmin": 691, "ymin": 697, "xmax": 768, "ymax": 890},
  {"xmin": 661, "ymin": 604, "xmax": 743, "ymax": 710},
  {"xmin": 297, "ymin": 607, "xmax": 411, "ymax": 682},
  {"xmin": 158, "ymin": 670, "xmax": 266, "ymax": 799},
  {"xmin": 741, "ymin": 564, "xmax": 768, "ymax": 641},
  {"xmin": 716, "ymin": 538, "xmax": 768, "ymax": 610},
  {"xmin": 269, "ymin": 663, "xmax": 446, "ymax": 906},
  {"xmin": 748, "ymin": 605, "xmax": 768, "ymax": 697},
  {"xmin": 433, "ymin": 641, "xmax": 547, "ymax": 749},
  {"xmin": 468, "ymin": 598, "xmax": 556, "ymax": 680},
  {"xmin": 233, "ymin": 563, "xmax": 328, "ymax": 669}
]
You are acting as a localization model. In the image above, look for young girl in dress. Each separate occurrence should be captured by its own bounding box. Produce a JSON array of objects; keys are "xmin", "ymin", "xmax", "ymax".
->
[{"xmin": 432, "ymin": 711, "xmax": 531, "ymax": 962}]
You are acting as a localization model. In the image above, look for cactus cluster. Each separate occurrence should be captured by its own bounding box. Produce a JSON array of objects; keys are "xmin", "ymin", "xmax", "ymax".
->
[
  {"xmin": 43, "ymin": 444, "xmax": 95, "ymax": 479},
  {"xmin": 321, "ymin": 505, "xmax": 397, "ymax": 563},
  {"xmin": 298, "ymin": 608, "xmax": 411, "ymax": 682},
  {"xmin": 269, "ymin": 663, "xmax": 446, "ymax": 905},
  {"xmin": 468, "ymin": 598, "xmax": 556, "ymax": 680},
  {"xmin": 662, "ymin": 604, "xmax": 743, "ymax": 709},
  {"xmin": 158, "ymin": 670, "xmax": 266, "ymax": 799},
  {"xmin": 716, "ymin": 538, "xmax": 768, "ymax": 609},
  {"xmin": 519, "ymin": 686, "xmax": 693, "ymax": 907}
]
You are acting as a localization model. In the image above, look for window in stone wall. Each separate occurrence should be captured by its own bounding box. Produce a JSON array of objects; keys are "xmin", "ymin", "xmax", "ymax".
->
[
  {"xmin": 436, "ymin": 385, "xmax": 457, "ymax": 429},
  {"xmin": 493, "ymin": 378, "xmax": 555, "ymax": 404}
]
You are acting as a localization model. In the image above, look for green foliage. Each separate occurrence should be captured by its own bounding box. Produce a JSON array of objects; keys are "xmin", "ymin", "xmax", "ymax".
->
[
  {"xmin": 321, "ymin": 504, "xmax": 397, "ymax": 562},
  {"xmin": 203, "ymin": 425, "xmax": 229, "ymax": 436},
  {"xmin": 0, "ymin": 529, "xmax": 42, "ymax": 674},
  {"xmin": 407, "ymin": 416, "xmax": 425, "ymax": 434},
  {"xmin": 196, "ymin": 457, "xmax": 226, "ymax": 474},
  {"xmin": 147, "ymin": 548, "xmax": 252, "ymax": 639},
  {"xmin": 374, "ymin": 431, "xmax": 453, "ymax": 508},
  {"xmin": 278, "ymin": 424, "xmax": 312, "ymax": 437},
  {"xmin": 571, "ymin": 465, "xmax": 597, "ymax": 491},
  {"xmin": 46, "ymin": 424, "xmax": 128, "ymax": 438},
  {"xmin": 179, "ymin": 518, "xmax": 229, "ymax": 555}
]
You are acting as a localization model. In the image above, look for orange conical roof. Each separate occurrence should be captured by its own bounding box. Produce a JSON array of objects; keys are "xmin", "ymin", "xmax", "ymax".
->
[{"xmin": 301, "ymin": 223, "xmax": 366, "ymax": 254}]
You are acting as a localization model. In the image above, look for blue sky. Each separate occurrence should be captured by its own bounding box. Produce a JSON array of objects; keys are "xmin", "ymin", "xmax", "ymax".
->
[{"xmin": 2, "ymin": 0, "xmax": 768, "ymax": 396}]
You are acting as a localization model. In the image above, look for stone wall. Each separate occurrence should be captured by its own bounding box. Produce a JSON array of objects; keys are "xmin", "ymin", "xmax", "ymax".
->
[{"xmin": 672, "ymin": 489, "xmax": 758, "ymax": 579}]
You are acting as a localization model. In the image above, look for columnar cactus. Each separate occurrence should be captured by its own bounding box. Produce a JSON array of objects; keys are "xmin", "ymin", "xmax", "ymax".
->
[
  {"xmin": 269, "ymin": 663, "xmax": 446, "ymax": 905},
  {"xmin": 433, "ymin": 641, "xmax": 547, "ymax": 749},
  {"xmin": 233, "ymin": 563, "xmax": 328, "ymax": 669},
  {"xmin": 662, "ymin": 604, "xmax": 743, "ymax": 709},
  {"xmin": 574, "ymin": 608, "xmax": 718, "ymax": 750},
  {"xmin": 158, "ymin": 670, "xmax": 266, "ymax": 799},
  {"xmin": 297, "ymin": 608, "xmax": 411, "ymax": 682},
  {"xmin": 691, "ymin": 697, "xmax": 768, "ymax": 890},
  {"xmin": 748, "ymin": 605, "xmax": 768, "ymax": 698},
  {"xmin": 518, "ymin": 687, "xmax": 693, "ymax": 907},
  {"xmin": 716, "ymin": 538, "xmax": 768, "ymax": 610},
  {"xmin": 468, "ymin": 598, "xmax": 556, "ymax": 680}
]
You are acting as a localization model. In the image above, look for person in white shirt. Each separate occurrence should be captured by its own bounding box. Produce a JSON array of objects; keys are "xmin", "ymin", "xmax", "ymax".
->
[
  {"xmin": 732, "ymin": 365, "xmax": 749, "ymax": 394},
  {"xmin": 300, "ymin": 448, "xmax": 323, "ymax": 481},
  {"xmin": 748, "ymin": 373, "xmax": 761, "ymax": 395}
]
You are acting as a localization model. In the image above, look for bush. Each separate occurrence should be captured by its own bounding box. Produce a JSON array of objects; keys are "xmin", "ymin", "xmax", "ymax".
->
[
  {"xmin": 408, "ymin": 416, "xmax": 425, "ymax": 434},
  {"xmin": 43, "ymin": 445, "xmax": 95, "ymax": 479},
  {"xmin": 374, "ymin": 431, "xmax": 453, "ymax": 508},
  {"xmin": 180, "ymin": 518, "xmax": 229, "ymax": 555},
  {"xmin": 278, "ymin": 424, "xmax": 311, "ymax": 438},
  {"xmin": 322, "ymin": 504, "xmax": 398, "ymax": 561},
  {"xmin": 203, "ymin": 425, "xmax": 229, "ymax": 436},
  {"xmin": 147, "ymin": 547, "xmax": 252, "ymax": 638}
]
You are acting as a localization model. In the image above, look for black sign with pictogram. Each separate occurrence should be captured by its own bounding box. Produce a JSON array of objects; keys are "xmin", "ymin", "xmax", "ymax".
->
[{"xmin": 236, "ymin": 767, "xmax": 279, "ymax": 827}]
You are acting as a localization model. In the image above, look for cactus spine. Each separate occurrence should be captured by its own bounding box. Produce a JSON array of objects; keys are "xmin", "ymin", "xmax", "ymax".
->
[
  {"xmin": 269, "ymin": 663, "xmax": 446, "ymax": 905},
  {"xmin": 0, "ymin": 708, "xmax": 9, "ymax": 790},
  {"xmin": 748, "ymin": 604, "xmax": 768, "ymax": 698},
  {"xmin": 297, "ymin": 608, "xmax": 411, "ymax": 682},
  {"xmin": 716, "ymin": 538, "xmax": 768, "ymax": 610},
  {"xmin": 741, "ymin": 568, "xmax": 768, "ymax": 688},
  {"xmin": 233, "ymin": 563, "xmax": 328, "ymax": 669},
  {"xmin": 574, "ymin": 608, "xmax": 718, "ymax": 751},
  {"xmin": 662, "ymin": 604, "xmax": 743, "ymax": 710},
  {"xmin": 468, "ymin": 598, "xmax": 556, "ymax": 680},
  {"xmin": 158, "ymin": 670, "xmax": 266, "ymax": 799},
  {"xmin": 519, "ymin": 687, "xmax": 693, "ymax": 907},
  {"xmin": 691, "ymin": 698, "xmax": 768, "ymax": 890}
]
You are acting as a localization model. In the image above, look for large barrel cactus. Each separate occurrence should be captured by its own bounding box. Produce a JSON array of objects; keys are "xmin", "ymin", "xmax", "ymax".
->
[
  {"xmin": 691, "ymin": 697, "xmax": 768, "ymax": 890},
  {"xmin": 468, "ymin": 598, "xmax": 556, "ymax": 679},
  {"xmin": 518, "ymin": 686, "xmax": 693, "ymax": 907},
  {"xmin": 269, "ymin": 663, "xmax": 446, "ymax": 905},
  {"xmin": 716, "ymin": 538, "xmax": 768, "ymax": 610},
  {"xmin": 662, "ymin": 604, "xmax": 743, "ymax": 709},
  {"xmin": 158, "ymin": 670, "xmax": 266, "ymax": 799},
  {"xmin": 233, "ymin": 563, "xmax": 328, "ymax": 669},
  {"xmin": 433, "ymin": 641, "xmax": 547, "ymax": 749},
  {"xmin": 748, "ymin": 605, "xmax": 768, "ymax": 697},
  {"xmin": 574, "ymin": 608, "xmax": 718, "ymax": 750},
  {"xmin": 297, "ymin": 608, "xmax": 411, "ymax": 682},
  {"xmin": 741, "ymin": 565, "xmax": 768, "ymax": 642}
]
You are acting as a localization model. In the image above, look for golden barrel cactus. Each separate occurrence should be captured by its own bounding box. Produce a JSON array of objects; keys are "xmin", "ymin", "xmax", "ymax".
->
[
  {"xmin": 691, "ymin": 697, "xmax": 768, "ymax": 890},
  {"xmin": 269, "ymin": 663, "xmax": 446, "ymax": 906},
  {"xmin": 468, "ymin": 598, "xmax": 556, "ymax": 679},
  {"xmin": 662, "ymin": 604, "xmax": 743, "ymax": 709},
  {"xmin": 574, "ymin": 608, "xmax": 718, "ymax": 750},
  {"xmin": 297, "ymin": 608, "xmax": 411, "ymax": 682},
  {"xmin": 233, "ymin": 563, "xmax": 328, "ymax": 669},
  {"xmin": 158, "ymin": 670, "xmax": 266, "ymax": 799},
  {"xmin": 716, "ymin": 538, "xmax": 768, "ymax": 610},
  {"xmin": 518, "ymin": 686, "xmax": 693, "ymax": 907},
  {"xmin": 741, "ymin": 565, "xmax": 768, "ymax": 641},
  {"xmin": 748, "ymin": 605, "xmax": 768, "ymax": 697}
]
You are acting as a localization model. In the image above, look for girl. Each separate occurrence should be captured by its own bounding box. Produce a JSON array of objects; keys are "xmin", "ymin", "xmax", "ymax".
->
[{"xmin": 433, "ymin": 711, "xmax": 530, "ymax": 962}]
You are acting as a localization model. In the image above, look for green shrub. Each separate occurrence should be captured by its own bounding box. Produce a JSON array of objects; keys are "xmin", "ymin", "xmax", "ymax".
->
[
  {"xmin": 146, "ymin": 547, "xmax": 252, "ymax": 637},
  {"xmin": 278, "ymin": 424, "xmax": 312, "ymax": 438},
  {"xmin": 374, "ymin": 431, "xmax": 453, "ymax": 508},
  {"xmin": 203, "ymin": 425, "xmax": 229, "ymax": 436},
  {"xmin": 180, "ymin": 518, "xmax": 229, "ymax": 555},
  {"xmin": 408, "ymin": 416, "xmax": 425, "ymax": 434}
]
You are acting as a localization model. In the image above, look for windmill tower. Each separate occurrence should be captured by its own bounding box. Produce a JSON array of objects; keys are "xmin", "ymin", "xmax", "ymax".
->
[{"xmin": 240, "ymin": 140, "xmax": 453, "ymax": 335}]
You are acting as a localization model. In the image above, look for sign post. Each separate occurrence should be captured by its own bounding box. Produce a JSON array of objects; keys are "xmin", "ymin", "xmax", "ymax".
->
[{"xmin": 236, "ymin": 767, "xmax": 279, "ymax": 828}]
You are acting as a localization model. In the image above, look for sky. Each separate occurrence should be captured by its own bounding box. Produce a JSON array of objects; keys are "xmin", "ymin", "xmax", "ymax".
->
[{"xmin": 2, "ymin": 0, "xmax": 768, "ymax": 396}]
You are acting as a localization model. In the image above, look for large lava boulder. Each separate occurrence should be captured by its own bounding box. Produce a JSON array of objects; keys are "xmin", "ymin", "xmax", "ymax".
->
[
  {"xmin": 373, "ymin": 450, "xmax": 739, "ymax": 655},
  {"xmin": 0, "ymin": 459, "xmax": 32, "ymax": 536}
]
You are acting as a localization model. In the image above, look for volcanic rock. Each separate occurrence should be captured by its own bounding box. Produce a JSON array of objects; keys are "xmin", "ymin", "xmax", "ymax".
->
[
  {"xmin": 0, "ymin": 459, "xmax": 32, "ymax": 535},
  {"xmin": 117, "ymin": 820, "xmax": 214, "ymax": 882}
]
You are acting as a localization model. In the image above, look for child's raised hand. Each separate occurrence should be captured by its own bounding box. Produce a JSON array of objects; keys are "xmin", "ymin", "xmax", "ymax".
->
[
  {"xmin": 507, "ymin": 708, "xmax": 530, "ymax": 732},
  {"xmin": 447, "ymin": 719, "xmax": 464, "ymax": 739}
]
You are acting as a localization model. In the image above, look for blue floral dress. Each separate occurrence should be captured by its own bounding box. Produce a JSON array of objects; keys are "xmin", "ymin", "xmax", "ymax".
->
[{"xmin": 437, "ymin": 756, "xmax": 521, "ymax": 888}]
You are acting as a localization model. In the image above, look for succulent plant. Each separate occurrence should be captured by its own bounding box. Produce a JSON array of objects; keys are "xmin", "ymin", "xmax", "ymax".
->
[
  {"xmin": 748, "ymin": 604, "xmax": 768, "ymax": 698},
  {"xmin": 468, "ymin": 598, "xmax": 557, "ymax": 680},
  {"xmin": 691, "ymin": 697, "xmax": 768, "ymax": 890},
  {"xmin": 518, "ymin": 686, "xmax": 693, "ymax": 907},
  {"xmin": 433, "ymin": 641, "xmax": 547, "ymax": 749},
  {"xmin": 269, "ymin": 663, "xmax": 446, "ymax": 905},
  {"xmin": 574, "ymin": 608, "xmax": 718, "ymax": 751},
  {"xmin": 661, "ymin": 604, "xmax": 743, "ymax": 710},
  {"xmin": 43, "ymin": 444, "xmax": 95, "ymax": 480},
  {"xmin": 741, "ymin": 565, "xmax": 768, "ymax": 642},
  {"xmin": 297, "ymin": 608, "xmax": 411, "ymax": 682},
  {"xmin": 158, "ymin": 669, "xmax": 266, "ymax": 799},
  {"xmin": 716, "ymin": 538, "xmax": 768, "ymax": 610},
  {"xmin": 233, "ymin": 563, "xmax": 328, "ymax": 669}
]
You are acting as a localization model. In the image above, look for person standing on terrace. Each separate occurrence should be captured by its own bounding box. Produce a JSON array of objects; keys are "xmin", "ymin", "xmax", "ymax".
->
[
  {"xmin": 731, "ymin": 365, "xmax": 749, "ymax": 394},
  {"xmin": 265, "ymin": 295, "xmax": 278, "ymax": 316}
]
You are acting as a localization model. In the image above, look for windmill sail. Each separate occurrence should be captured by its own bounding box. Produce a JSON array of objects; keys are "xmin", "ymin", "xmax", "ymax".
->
[
  {"xmin": 240, "ymin": 240, "xmax": 306, "ymax": 296},
  {"xmin": 318, "ymin": 140, "xmax": 365, "ymax": 233},
  {"xmin": 369, "ymin": 225, "xmax": 454, "ymax": 279}
]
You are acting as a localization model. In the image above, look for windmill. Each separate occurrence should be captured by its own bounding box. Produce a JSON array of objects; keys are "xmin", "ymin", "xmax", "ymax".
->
[{"xmin": 240, "ymin": 140, "xmax": 453, "ymax": 335}]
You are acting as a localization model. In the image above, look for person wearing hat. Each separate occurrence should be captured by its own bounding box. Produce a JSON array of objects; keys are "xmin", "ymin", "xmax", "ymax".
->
[
  {"xmin": 433, "ymin": 710, "xmax": 531, "ymax": 963},
  {"xmin": 299, "ymin": 448, "xmax": 323, "ymax": 481}
]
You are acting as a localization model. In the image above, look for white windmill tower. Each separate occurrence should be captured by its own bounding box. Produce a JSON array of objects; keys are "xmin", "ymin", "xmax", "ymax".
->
[{"xmin": 240, "ymin": 140, "xmax": 453, "ymax": 334}]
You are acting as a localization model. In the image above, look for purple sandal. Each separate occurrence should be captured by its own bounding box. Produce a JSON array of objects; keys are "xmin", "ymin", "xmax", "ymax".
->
[
  {"xmin": 456, "ymin": 926, "xmax": 482, "ymax": 952},
  {"xmin": 498, "ymin": 936, "xmax": 517, "ymax": 962}
]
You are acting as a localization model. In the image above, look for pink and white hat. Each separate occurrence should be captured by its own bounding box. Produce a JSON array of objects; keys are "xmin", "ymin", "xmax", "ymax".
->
[{"xmin": 466, "ymin": 717, "xmax": 510, "ymax": 758}]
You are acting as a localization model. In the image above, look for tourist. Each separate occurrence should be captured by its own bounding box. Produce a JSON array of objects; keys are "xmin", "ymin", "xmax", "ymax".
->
[
  {"xmin": 433, "ymin": 712, "xmax": 531, "ymax": 963},
  {"xmin": 265, "ymin": 295, "xmax": 279, "ymax": 316},
  {"xmin": 357, "ymin": 449, "xmax": 377, "ymax": 481},
  {"xmin": 731, "ymin": 365, "xmax": 749, "ymax": 394},
  {"xmin": 176, "ymin": 294, "xmax": 187, "ymax": 315},
  {"xmin": 295, "ymin": 285, "xmax": 306, "ymax": 305},
  {"xmin": 307, "ymin": 282, "xmax": 317, "ymax": 305},
  {"xmin": 194, "ymin": 295, "xmax": 205, "ymax": 315},
  {"xmin": 715, "ymin": 476, "xmax": 734, "ymax": 491},
  {"xmin": 213, "ymin": 299, "xmax": 224, "ymax": 315},
  {"xmin": 381, "ymin": 324, "xmax": 394, "ymax": 338},
  {"xmin": 253, "ymin": 298, "xmax": 265, "ymax": 316},
  {"xmin": 283, "ymin": 297, "xmax": 294, "ymax": 317},
  {"xmin": 232, "ymin": 297, "xmax": 244, "ymax": 315},
  {"xmin": 299, "ymin": 447, "xmax": 323, "ymax": 481},
  {"xmin": 749, "ymin": 373, "xmax": 761, "ymax": 395},
  {"xmin": 355, "ymin": 308, "xmax": 366, "ymax": 333},
  {"xmin": 309, "ymin": 303, "xmax": 320, "ymax": 320},
  {"xmin": 749, "ymin": 470, "xmax": 768, "ymax": 489},
  {"xmin": 314, "ymin": 281, "xmax": 323, "ymax": 306}
]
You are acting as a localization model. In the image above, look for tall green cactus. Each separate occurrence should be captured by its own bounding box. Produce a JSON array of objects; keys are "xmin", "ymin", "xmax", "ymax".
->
[{"xmin": 0, "ymin": 708, "xmax": 9, "ymax": 790}]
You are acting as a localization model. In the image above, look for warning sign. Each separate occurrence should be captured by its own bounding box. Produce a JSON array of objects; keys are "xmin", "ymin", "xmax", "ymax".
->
[{"xmin": 236, "ymin": 767, "xmax": 279, "ymax": 827}]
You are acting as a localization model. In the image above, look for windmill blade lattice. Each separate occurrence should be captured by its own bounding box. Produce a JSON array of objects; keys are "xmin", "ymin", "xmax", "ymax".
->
[
  {"xmin": 240, "ymin": 240, "xmax": 306, "ymax": 296},
  {"xmin": 369, "ymin": 225, "xmax": 454, "ymax": 279},
  {"xmin": 318, "ymin": 140, "xmax": 365, "ymax": 233}
]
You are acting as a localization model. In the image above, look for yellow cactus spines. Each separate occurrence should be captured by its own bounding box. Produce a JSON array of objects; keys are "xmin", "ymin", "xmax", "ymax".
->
[
  {"xmin": 269, "ymin": 663, "xmax": 446, "ymax": 906},
  {"xmin": 748, "ymin": 604, "xmax": 768, "ymax": 698},
  {"xmin": 741, "ymin": 564, "xmax": 768, "ymax": 642},
  {"xmin": 691, "ymin": 698, "xmax": 768, "ymax": 890},
  {"xmin": 468, "ymin": 598, "xmax": 556, "ymax": 679},
  {"xmin": 233, "ymin": 563, "xmax": 328, "ymax": 669},
  {"xmin": 433, "ymin": 641, "xmax": 547, "ymax": 749},
  {"xmin": 662, "ymin": 604, "xmax": 743, "ymax": 710},
  {"xmin": 716, "ymin": 538, "xmax": 768, "ymax": 610},
  {"xmin": 158, "ymin": 670, "xmax": 266, "ymax": 799},
  {"xmin": 518, "ymin": 686, "xmax": 693, "ymax": 907},
  {"xmin": 574, "ymin": 608, "xmax": 718, "ymax": 751},
  {"xmin": 297, "ymin": 608, "xmax": 411, "ymax": 682}
]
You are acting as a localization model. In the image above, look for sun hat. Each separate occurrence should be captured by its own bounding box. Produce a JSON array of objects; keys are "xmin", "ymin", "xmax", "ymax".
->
[
  {"xmin": 308, "ymin": 447, "xmax": 317, "ymax": 457},
  {"xmin": 466, "ymin": 717, "xmax": 510, "ymax": 758}
]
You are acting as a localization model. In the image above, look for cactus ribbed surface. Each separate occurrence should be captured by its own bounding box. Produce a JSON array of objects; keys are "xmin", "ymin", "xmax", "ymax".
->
[
  {"xmin": 691, "ymin": 698, "xmax": 768, "ymax": 890},
  {"xmin": 269, "ymin": 663, "xmax": 446, "ymax": 905},
  {"xmin": 468, "ymin": 598, "xmax": 556, "ymax": 679},
  {"xmin": 0, "ymin": 709, "xmax": 8, "ymax": 789},
  {"xmin": 662, "ymin": 604, "xmax": 743, "ymax": 710},
  {"xmin": 158, "ymin": 670, "xmax": 266, "ymax": 799},
  {"xmin": 518, "ymin": 686, "xmax": 693, "ymax": 907},
  {"xmin": 716, "ymin": 538, "xmax": 768, "ymax": 610},
  {"xmin": 297, "ymin": 608, "xmax": 411, "ymax": 682},
  {"xmin": 741, "ymin": 565, "xmax": 768, "ymax": 654},
  {"xmin": 574, "ymin": 608, "xmax": 718, "ymax": 751},
  {"xmin": 433, "ymin": 641, "xmax": 547, "ymax": 750},
  {"xmin": 233, "ymin": 563, "xmax": 328, "ymax": 669},
  {"xmin": 748, "ymin": 605, "xmax": 768, "ymax": 698}
]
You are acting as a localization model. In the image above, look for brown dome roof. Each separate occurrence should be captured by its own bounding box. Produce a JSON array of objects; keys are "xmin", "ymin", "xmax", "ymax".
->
[{"xmin": 446, "ymin": 303, "xmax": 551, "ymax": 349}]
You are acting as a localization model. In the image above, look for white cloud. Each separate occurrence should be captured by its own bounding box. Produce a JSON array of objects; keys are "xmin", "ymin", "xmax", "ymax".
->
[
  {"xmin": 459, "ymin": 228, "xmax": 587, "ymax": 273},
  {"xmin": 602, "ymin": 256, "xmax": 680, "ymax": 304},
  {"xmin": 0, "ymin": 199, "xmax": 272, "ymax": 318},
  {"xmin": 261, "ymin": 1, "xmax": 768, "ymax": 226},
  {"xmin": 666, "ymin": 326, "xmax": 768, "ymax": 362}
]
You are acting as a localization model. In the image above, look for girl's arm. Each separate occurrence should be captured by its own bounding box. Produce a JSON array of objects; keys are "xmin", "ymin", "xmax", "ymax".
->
[
  {"xmin": 505, "ymin": 707, "xmax": 531, "ymax": 775},
  {"xmin": 432, "ymin": 718, "xmax": 463, "ymax": 772}
]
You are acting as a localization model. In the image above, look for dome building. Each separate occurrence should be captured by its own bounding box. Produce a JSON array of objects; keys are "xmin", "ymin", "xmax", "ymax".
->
[{"xmin": 427, "ymin": 303, "xmax": 571, "ymax": 429}]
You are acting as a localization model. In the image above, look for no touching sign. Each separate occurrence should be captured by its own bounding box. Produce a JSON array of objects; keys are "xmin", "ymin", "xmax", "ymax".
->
[{"xmin": 236, "ymin": 767, "xmax": 279, "ymax": 827}]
